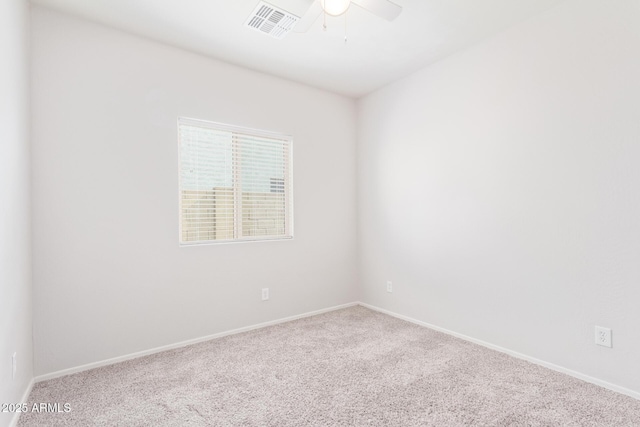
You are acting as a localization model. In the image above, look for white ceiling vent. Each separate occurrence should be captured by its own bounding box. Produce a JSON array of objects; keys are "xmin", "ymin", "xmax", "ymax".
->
[{"xmin": 245, "ymin": 1, "xmax": 299, "ymax": 39}]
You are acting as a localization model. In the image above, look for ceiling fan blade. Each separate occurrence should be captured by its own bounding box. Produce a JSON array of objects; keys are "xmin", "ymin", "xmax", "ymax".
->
[
  {"xmin": 292, "ymin": 0, "xmax": 323, "ymax": 33},
  {"xmin": 351, "ymin": 0, "xmax": 402, "ymax": 21}
]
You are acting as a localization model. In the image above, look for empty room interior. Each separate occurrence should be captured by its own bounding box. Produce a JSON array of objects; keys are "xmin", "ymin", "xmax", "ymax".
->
[{"xmin": 2, "ymin": 0, "xmax": 640, "ymax": 425}]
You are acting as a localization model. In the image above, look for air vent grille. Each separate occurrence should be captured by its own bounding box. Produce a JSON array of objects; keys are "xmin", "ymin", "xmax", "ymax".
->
[{"xmin": 245, "ymin": 1, "xmax": 299, "ymax": 39}]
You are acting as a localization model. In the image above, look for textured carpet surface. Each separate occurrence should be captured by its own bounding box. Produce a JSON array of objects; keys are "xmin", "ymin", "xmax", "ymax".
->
[{"xmin": 18, "ymin": 306, "xmax": 640, "ymax": 426}]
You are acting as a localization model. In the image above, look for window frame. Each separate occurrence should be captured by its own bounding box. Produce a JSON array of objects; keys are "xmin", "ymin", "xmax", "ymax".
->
[{"xmin": 177, "ymin": 117, "xmax": 294, "ymax": 246}]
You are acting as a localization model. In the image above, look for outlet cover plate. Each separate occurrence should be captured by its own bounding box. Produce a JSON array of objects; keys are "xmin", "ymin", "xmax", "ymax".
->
[
  {"xmin": 595, "ymin": 326, "xmax": 612, "ymax": 348},
  {"xmin": 386, "ymin": 281, "xmax": 393, "ymax": 293},
  {"xmin": 262, "ymin": 288, "xmax": 269, "ymax": 301}
]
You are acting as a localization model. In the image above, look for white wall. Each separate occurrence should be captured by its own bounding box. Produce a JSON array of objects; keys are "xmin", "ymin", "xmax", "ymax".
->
[
  {"xmin": 0, "ymin": 0, "xmax": 33, "ymax": 426},
  {"xmin": 31, "ymin": 7, "xmax": 357, "ymax": 376},
  {"xmin": 357, "ymin": 0, "xmax": 640, "ymax": 394}
]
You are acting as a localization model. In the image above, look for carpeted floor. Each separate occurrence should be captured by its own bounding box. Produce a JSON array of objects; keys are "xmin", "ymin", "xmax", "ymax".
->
[{"xmin": 18, "ymin": 306, "xmax": 640, "ymax": 426}]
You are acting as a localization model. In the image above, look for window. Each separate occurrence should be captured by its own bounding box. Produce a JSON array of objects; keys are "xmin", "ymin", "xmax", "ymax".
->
[{"xmin": 178, "ymin": 117, "xmax": 293, "ymax": 245}]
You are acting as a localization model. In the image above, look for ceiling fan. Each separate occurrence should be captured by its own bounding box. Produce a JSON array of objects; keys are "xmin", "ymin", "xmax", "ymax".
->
[{"xmin": 293, "ymin": 0, "xmax": 402, "ymax": 33}]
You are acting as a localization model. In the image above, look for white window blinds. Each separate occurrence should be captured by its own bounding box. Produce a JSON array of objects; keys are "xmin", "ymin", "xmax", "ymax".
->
[{"xmin": 178, "ymin": 117, "xmax": 293, "ymax": 244}]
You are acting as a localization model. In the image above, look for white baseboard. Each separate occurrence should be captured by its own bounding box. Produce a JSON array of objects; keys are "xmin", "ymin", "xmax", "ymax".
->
[
  {"xmin": 358, "ymin": 301, "xmax": 640, "ymax": 401},
  {"xmin": 32, "ymin": 300, "xmax": 640, "ymax": 402},
  {"xmin": 35, "ymin": 302, "xmax": 358, "ymax": 383},
  {"xmin": 8, "ymin": 378, "xmax": 34, "ymax": 427}
]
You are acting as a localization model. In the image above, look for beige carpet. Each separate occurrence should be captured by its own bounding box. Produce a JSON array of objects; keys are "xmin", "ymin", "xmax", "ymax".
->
[{"xmin": 18, "ymin": 306, "xmax": 640, "ymax": 426}]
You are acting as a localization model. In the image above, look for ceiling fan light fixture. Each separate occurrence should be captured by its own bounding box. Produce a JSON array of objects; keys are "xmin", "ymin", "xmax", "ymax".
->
[{"xmin": 319, "ymin": 0, "xmax": 351, "ymax": 17}]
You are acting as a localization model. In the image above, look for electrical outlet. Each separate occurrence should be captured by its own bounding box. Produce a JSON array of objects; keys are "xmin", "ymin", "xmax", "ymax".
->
[
  {"xmin": 595, "ymin": 326, "xmax": 612, "ymax": 348},
  {"xmin": 386, "ymin": 281, "xmax": 393, "ymax": 293},
  {"xmin": 261, "ymin": 288, "xmax": 269, "ymax": 301},
  {"xmin": 12, "ymin": 352, "xmax": 16, "ymax": 379}
]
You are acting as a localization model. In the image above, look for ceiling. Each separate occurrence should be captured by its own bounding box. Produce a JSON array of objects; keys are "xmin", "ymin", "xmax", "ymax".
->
[{"xmin": 31, "ymin": 0, "xmax": 566, "ymax": 98}]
